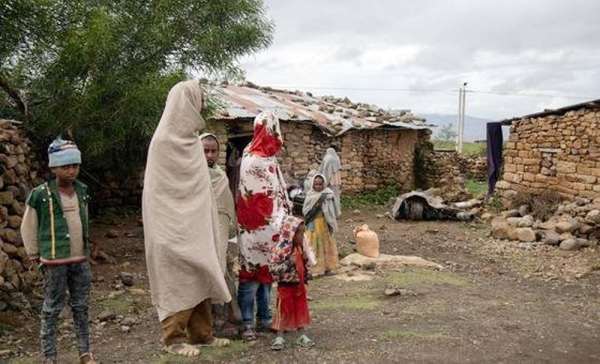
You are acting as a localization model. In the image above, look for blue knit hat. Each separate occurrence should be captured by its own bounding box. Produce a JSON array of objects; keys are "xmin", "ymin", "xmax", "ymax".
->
[{"xmin": 48, "ymin": 137, "xmax": 81, "ymax": 167}]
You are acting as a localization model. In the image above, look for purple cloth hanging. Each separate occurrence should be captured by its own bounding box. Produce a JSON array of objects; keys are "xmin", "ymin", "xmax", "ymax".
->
[{"xmin": 486, "ymin": 122, "xmax": 503, "ymax": 198}]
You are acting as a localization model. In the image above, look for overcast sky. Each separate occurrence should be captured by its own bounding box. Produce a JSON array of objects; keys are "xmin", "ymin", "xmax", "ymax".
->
[{"xmin": 239, "ymin": 0, "xmax": 600, "ymax": 121}]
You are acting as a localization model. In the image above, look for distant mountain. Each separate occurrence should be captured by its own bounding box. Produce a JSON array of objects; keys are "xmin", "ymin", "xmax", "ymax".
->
[{"xmin": 417, "ymin": 113, "xmax": 504, "ymax": 142}]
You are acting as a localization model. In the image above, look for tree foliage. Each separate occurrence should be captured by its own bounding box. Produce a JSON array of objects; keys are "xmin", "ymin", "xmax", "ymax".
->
[
  {"xmin": 437, "ymin": 123, "xmax": 457, "ymax": 142},
  {"xmin": 0, "ymin": 0, "xmax": 273, "ymax": 178}
]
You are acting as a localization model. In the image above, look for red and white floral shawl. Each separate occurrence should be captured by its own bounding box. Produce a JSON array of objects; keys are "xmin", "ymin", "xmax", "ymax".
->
[{"xmin": 237, "ymin": 111, "xmax": 292, "ymax": 274}]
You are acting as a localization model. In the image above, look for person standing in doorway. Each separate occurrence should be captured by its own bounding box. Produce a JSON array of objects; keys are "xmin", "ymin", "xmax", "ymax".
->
[{"xmin": 318, "ymin": 145, "xmax": 342, "ymax": 212}]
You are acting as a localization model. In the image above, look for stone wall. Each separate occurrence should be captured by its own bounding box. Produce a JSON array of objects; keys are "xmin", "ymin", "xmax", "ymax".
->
[
  {"xmin": 203, "ymin": 119, "xmax": 423, "ymax": 194},
  {"xmin": 427, "ymin": 151, "xmax": 487, "ymax": 186},
  {"xmin": 92, "ymin": 119, "xmax": 429, "ymax": 205},
  {"xmin": 0, "ymin": 119, "xmax": 41, "ymax": 311},
  {"xmin": 497, "ymin": 108, "xmax": 600, "ymax": 199}
]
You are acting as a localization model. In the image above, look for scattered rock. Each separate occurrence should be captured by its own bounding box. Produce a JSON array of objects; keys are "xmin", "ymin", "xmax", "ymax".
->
[
  {"xmin": 491, "ymin": 218, "xmax": 510, "ymax": 240},
  {"xmin": 120, "ymin": 272, "xmax": 134, "ymax": 287},
  {"xmin": 540, "ymin": 230, "xmax": 561, "ymax": 246},
  {"xmin": 555, "ymin": 221, "xmax": 577, "ymax": 234},
  {"xmin": 559, "ymin": 239, "xmax": 582, "ymax": 251},
  {"xmin": 503, "ymin": 210, "xmax": 521, "ymax": 218},
  {"xmin": 480, "ymin": 213, "xmax": 493, "ymax": 221},
  {"xmin": 106, "ymin": 230, "xmax": 119, "ymax": 239},
  {"xmin": 585, "ymin": 210, "xmax": 600, "ymax": 225},
  {"xmin": 518, "ymin": 204, "xmax": 531, "ymax": 217},
  {"xmin": 517, "ymin": 215, "xmax": 534, "ymax": 228},
  {"xmin": 538, "ymin": 220, "xmax": 558, "ymax": 230},
  {"xmin": 515, "ymin": 228, "xmax": 536, "ymax": 242},
  {"xmin": 120, "ymin": 325, "xmax": 131, "ymax": 333},
  {"xmin": 506, "ymin": 217, "xmax": 522, "ymax": 226},
  {"xmin": 383, "ymin": 288, "xmax": 415, "ymax": 297},
  {"xmin": 98, "ymin": 310, "xmax": 116, "ymax": 322}
]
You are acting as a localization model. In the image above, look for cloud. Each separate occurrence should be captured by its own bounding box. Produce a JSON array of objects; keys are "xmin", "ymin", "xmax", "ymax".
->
[{"xmin": 239, "ymin": 0, "xmax": 600, "ymax": 120}]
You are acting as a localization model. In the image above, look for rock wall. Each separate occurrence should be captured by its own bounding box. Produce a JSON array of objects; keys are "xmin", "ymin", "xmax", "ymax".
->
[
  {"xmin": 428, "ymin": 151, "xmax": 487, "ymax": 186},
  {"xmin": 202, "ymin": 119, "xmax": 424, "ymax": 194},
  {"xmin": 497, "ymin": 108, "xmax": 600, "ymax": 199},
  {"xmin": 0, "ymin": 119, "xmax": 40, "ymax": 312}
]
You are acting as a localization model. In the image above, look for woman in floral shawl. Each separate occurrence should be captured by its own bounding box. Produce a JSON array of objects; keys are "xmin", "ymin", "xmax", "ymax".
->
[
  {"xmin": 236, "ymin": 111, "xmax": 292, "ymax": 340},
  {"xmin": 303, "ymin": 173, "xmax": 341, "ymax": 276}
]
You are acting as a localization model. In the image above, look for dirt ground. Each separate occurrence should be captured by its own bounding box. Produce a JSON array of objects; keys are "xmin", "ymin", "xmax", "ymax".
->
[{"xmin": 3, "ymin": 206, "xmax": 600, "ymax": 363}]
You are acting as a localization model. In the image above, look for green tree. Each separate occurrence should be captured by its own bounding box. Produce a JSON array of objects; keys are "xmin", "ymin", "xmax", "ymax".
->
[
  {"xmin": 0, "ymin": 0, "xmax": 273, "ymax": 178},
  {"xmin": 438, "ymin": 123, "xmax": 457, "ymax": 142}
]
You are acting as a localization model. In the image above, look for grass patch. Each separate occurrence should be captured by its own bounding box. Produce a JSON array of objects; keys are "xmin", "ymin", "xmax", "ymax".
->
[
  {"xmin": 311, "ymin": 297, "xmax": 381, "ymax": 311},
  {"xmin": 154, "ymin": 341, "xmax": 245, "ymax": 363},
  {"xmin": 464, "ymin": 179, "xmax": 487, "ymax": 198},
  {"xmin": 384, "ymin": 269, "xmax": 470, "ymax": 288},
  {"xmin": 341, "ymin": 185, "xmax": 398, "ymax": 210},
  {"xmin": 380, "ymin": 329, "xmax": 457, "ymax": 341},
  {"xmin": 433, "ymin": 141, "xmax": 486, "ymax": 156},
  {"xmin": 0, "ymin": 322, "xmax": 12, "ymax": 336},
  {"xmin": 97, "ymin": 296, "xmax": 134, "ymax": 313}
]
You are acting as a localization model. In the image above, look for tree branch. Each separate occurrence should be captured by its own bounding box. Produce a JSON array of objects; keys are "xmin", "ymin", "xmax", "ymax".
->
[{"xmin": 0, "ymin": 72, "xmax": 28, "ymax": 120}]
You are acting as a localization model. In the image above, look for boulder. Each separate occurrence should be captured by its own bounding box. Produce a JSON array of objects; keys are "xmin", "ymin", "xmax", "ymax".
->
[
  {"xmin": 515, "ymin": 228, "xmax": 536, "ymax": 242},
  {"xmin": 538, "ymin": 220, "xmax": 558, "ymax": 230},
  {"xmin": 491, "ymin": 218, "xmax": 510, "ymax": 240},
  {"xmin": 585, "ymin": 210, "xmax": 600, "ymax": 225},
  {"xmin": 558, "ymin": 238, "xmax": 590, "ymax": 251},
  {"xmin": 555, "ymin": 220, "xmax": 577, "ymax": 234},
  {"xmin": 540, "ymin": 230, "xmax": 561, "ymax": 246},
  {"xmin": 517, "ymin": 215, "xmax": 534, "ymax": 228}
]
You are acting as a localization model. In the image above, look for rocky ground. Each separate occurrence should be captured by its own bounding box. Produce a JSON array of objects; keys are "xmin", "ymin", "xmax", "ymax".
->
[{"xmin": 2, "ymin": 206, "xmax": 600, "ymax": 363}]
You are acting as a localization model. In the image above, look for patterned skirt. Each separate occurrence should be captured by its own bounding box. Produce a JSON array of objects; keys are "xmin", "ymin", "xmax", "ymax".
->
[{"xmin": 306, "ymin": 214, "xmax": 340, "ymax": 276}]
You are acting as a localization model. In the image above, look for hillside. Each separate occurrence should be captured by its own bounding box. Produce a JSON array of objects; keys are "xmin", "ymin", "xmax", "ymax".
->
[{"xmin": 418, "ymin": 113, "xmax": 509, "ymax": 141}]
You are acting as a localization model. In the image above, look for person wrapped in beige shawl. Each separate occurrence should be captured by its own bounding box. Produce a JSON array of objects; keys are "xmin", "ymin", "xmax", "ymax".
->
[
  {"xmin": 143, "ymin": 80, "xmax": 231, "ymax": 357},
  {"xmin": 200, "ymin": 133, "xmax": 243, "ymax": 333}
]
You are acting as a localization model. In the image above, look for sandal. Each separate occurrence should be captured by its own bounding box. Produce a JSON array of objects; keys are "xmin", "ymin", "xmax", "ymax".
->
[
  {"xmin": 295, "ymin": 334, "xmax": 315, "ymax": 348},
  {"xmin": 198, "ymin": 337, "xmax": 230, "ymax": 347},
  {"xmin": 80, "ymin": 353, "xmax": 98, "ymax": 364},
  {"xmin": 165, "ymin": 343, "xmax": 201, "ymax": 357},
  {"xmin": 271, "ymin": 336, "xmax": 285, "ymax": 351},
  {"xmin": 241, "ymin": 326, "xmax": 257, "ymax": 342},
  {"xmin": 256, "ymin": 320, "xmax": 273, "ymax": 332}
]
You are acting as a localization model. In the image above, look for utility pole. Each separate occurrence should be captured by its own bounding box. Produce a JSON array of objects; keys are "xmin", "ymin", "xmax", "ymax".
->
[{"xmin": 456, "ymin": 82, "xmax": 467, "ymax": 153}]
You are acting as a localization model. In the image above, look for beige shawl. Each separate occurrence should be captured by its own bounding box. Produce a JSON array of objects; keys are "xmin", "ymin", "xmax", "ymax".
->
[
  {"xmin": 200, "ymin": 132, "xmax": 236, "ymax": 274},
  {"xmin": 143, "ymin": 80, "xmax": 231, "ymax": 322}
]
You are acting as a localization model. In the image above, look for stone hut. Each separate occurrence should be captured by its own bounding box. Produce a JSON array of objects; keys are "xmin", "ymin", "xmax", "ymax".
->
[
  {"xmin": 496, "ymin": 99, "xmax": 600, "ymax": 199},
  {"xmin": 204, "ymin": 83, "xmax": 434, "ymax": 194}
]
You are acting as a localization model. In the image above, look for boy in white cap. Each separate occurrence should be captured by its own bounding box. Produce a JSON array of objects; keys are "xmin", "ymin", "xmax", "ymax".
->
[{"xmin": 21, "ymin": 137, "xmax": 97, "ymax": 364}]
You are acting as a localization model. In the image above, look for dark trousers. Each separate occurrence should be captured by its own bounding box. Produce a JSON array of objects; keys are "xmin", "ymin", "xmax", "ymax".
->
[{"xmin": 41, "ymin": 262, "xmax": 92, "ymax": 360}]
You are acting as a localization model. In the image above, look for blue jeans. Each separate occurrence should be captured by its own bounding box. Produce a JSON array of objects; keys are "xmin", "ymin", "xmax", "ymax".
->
[
  {"xmin": 41, "ymin": 262, "xmax": 92, "ymax": 360},
  {"xmin": 237, "ymin": 281, "xmax": 272, "ymax": 327}
]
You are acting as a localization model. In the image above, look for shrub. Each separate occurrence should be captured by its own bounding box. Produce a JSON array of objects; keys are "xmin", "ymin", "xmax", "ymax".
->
[{"xmin": 509, "ymin": 189, "xmax": 563, "ymax": 220}]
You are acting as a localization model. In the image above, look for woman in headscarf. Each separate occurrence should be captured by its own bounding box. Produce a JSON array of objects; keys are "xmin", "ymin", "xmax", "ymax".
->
[
  {"xmin": 318, "ymin": 146, "xmax": 342, "ymax": 212},
  {"xmin": 302, "ymin": 173, "xmax": 341, "ymax": 276},
  {"xmin": 236, "ymin": 111, "xmax": 292, "ymax": 341},
  {"xmin": 143, "ymin": 80, "xmax": 231, "ymax": 357}
]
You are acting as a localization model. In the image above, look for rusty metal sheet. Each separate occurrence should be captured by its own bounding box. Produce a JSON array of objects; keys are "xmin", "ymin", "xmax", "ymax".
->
[{"xmin": 212, "ymin": 85, "xmax": 433, "ymax": 136}]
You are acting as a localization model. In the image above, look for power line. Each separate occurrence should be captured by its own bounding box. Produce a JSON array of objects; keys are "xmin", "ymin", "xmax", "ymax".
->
[{"xmin": 262, "ymin": 84, "xmax": 595, "ymax": 100}]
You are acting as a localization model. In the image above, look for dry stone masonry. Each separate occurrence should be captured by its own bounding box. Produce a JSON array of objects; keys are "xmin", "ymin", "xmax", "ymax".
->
[
  {"xmin": 497, "ymin": 106, "xmax": 600, "ymax": 199},
  {"xmin": 0, "ymin": 119, "xmax": 40, "ymax": 312}
]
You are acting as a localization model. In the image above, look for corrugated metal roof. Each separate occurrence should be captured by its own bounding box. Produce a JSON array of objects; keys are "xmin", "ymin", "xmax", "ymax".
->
[{"xmin": 212, "ymin": 84, "xmax": 434, "ymax": 136}]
